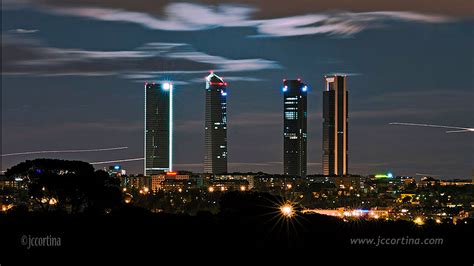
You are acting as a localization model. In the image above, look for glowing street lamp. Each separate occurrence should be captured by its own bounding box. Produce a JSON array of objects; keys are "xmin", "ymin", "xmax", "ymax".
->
[
  {"xmin": 280, "ymin": 203, "xmax": 295, "ymax": 218},
  {"xmin": 414, "ymin": 217, "xmax": 425, "ymax": 225}
]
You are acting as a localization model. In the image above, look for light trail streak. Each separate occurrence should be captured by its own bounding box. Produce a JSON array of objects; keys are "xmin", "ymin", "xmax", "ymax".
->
[
  {"xmin": 89, "ymin": 157, "xmax": 144, "ymax": 165},
  {"xmin": 389, "ymin": 122, "xmax": 474, "ymax": 133},
  {"xmin": 1, "ymin": 147, "xmax": 129, "ymax": 157}
]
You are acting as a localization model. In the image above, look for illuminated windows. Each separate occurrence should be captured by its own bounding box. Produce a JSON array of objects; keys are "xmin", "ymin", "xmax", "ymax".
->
[{"xmin": 285, "ymin": 111, "xmax": 298, "ymax": 120}]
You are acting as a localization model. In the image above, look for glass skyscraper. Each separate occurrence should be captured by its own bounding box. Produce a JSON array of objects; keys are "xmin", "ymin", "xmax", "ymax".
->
[
  {"xmin": 145, "ymin": 82, "xmax": 173, "ymax": 175},
  {"xmin": 283, "ymin": 79, "xmax": 307, "ymax": 177},
  {"xmin": 323, "ymin": 75, "xmax": 348, "ymax": 176},
  {"xmin": 204, "ymin": 72, "xmax": 228, "ymax": 174}
]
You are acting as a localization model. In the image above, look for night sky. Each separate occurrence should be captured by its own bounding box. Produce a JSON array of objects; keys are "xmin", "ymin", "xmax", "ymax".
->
[{"xmin": 1, "ymin": 1, "xmax": 473, "ymax": 178}]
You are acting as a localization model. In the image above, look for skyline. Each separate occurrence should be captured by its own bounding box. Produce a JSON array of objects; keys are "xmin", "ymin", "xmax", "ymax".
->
[{"xmin": 1, "ymin": 1, "xmax": 473, "ymax": 178}]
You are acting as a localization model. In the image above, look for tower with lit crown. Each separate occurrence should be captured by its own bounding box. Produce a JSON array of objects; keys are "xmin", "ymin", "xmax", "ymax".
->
[
  {"xmin": 145, "ymin": 82, "xmax": 173, "ymax": 175},
  {"xmin": 204, "ymin": 72, "xmax": 228, "ymax": 174},
  {"xmin": 283, "ymin": 79, "xmax": 307, "ymax": 177}
]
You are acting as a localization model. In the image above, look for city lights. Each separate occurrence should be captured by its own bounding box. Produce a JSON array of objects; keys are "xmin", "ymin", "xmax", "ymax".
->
[
  {"xmin": 413, "ymin": 217, "xmax": 425, "ymax": 226},
  {"xmin": 49, "ymin": 198, "xmax": 57, "ymax": 205}
]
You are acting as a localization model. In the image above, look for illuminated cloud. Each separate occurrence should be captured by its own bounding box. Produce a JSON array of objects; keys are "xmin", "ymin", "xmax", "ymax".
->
[
  {"xmin": 33, "ymin": 3, "xmax": 453, "ymax": 37},
  {"xmin": 166, "ymin": 51, "xmax": 280, "ymax": 72},
  {"xmin": 189, "ymin": 76, "xmax": 265, "ymax": 83},
  {"xmin": 52, "ymin": 3, "xmax": 256, "ymax": 31},
  {"xmin": 254, "ymin": 11, "xmax": 452, "ymax": 37},
  {"xmin": 8, "ymin": 28, "xmax": 39, "ymax": 34},
  {"xmin": 1, "ymin": 36, "xmax": 279, "ymax": 77},
  {"xmin": 7, "ymin": 0, "xmax": 473, "ymax": 17}
]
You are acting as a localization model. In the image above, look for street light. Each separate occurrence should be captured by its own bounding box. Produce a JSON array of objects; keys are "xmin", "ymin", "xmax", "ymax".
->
[
  {"xmin": 414, "ymin": 217, "xmax": 425, "ymax": 225},
  {"xmin": 280, "ymin": 203, "xmax": 295, "ymax": 218}
]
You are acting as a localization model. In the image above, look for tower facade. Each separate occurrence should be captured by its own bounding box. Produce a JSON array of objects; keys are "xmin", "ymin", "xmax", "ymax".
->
[
  {"xmin": 283, "ymin": 79, "xmax": 307, "ymax": 177},
  {"xmin": 323, "ymin": 75, "xmax": 348, "ymax": 176},
  {"xmin": 145, "ymin": 82, "xmax": 173, "ymax": 175},
  {"xmin": 204, "ymin": 72, "xmax": 228, "ymax": 174}
]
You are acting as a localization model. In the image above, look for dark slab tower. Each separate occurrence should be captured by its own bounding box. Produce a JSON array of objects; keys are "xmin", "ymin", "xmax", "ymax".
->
[
  {"xmin": 283, "ymin": 79, "xmax": 308, "ymax": 177},
  {"xmin": 145, "ymin": 82, "xmax": 173, "ymax": 175}
]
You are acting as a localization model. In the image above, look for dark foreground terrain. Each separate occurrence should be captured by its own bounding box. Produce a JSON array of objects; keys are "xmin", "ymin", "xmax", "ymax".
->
[{"xmin": 1, "ymin": 207, "xmax": 472, "ymax": 257}]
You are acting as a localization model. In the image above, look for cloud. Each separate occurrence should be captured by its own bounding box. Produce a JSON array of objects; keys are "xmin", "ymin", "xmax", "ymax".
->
[
  {"xmin": 52, "ymin": 3, "xmax": 257, "ymax": 31},
  {"xmin": 189, "ymin": 76, "xmax": 265, "ymax": 84},
  {"xmin": 22, "ymin": 2, "xmax": 453, "ymax": 37},
  {"xmin": 8, "ymin": 28, "xmax": 39, "ymax": 34},
  {"xmin": 325, "ymin": 72, "xmax": 361, "ymax": 77},
  {"xmin": 253, "ymin": 11, "xmax": 452, "ymax": 37},
  {"xmin": 12, "ymin": 0, "xmax": 472, "ymax": 17},
  {"xmin": 166, "ymin": 51, "xmax": 280, "ymax": 72},
  {"xmin": 1, "ymin": 36, "xmax": 279, "ymax": 77},
  {"xmin": 221, "ymin": 76, "xmax": 265, "ymax": 82}
]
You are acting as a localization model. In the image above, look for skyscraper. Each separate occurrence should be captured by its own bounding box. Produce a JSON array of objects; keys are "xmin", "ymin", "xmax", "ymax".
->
[
  {"xmin": 283, "ymin": 79, "xmax": 307, "ymax": 177},
  {"xmin": 204, "ymin": 72, "xmax": 228, "ymax": 174},
  {"xmin": 323, "ymin": 75, "xmax": 348, "ymax": 176},
  {"xmin": 144, "ymin": 82, "xmax": 173, "ymax": 175}
]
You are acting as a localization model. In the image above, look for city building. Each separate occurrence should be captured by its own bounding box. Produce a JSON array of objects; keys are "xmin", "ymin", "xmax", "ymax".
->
[
  {"xmin": 151, "ymin": 175, "xmax": 166, "ymax": 192},
  {"xmin": 106, "ymin": 165, "xmax": 126, "ymax": 177},
  {"xmin": 208, "ymin": 179, "xmax": 249, "ymax": 192},
  {"xmin": 440, "ymin": 179, "xmax": 472, "ymax": 186},
  {"xmin": 283, "ymin": 79, "xmax": 308, "ymax": 177},
  {"xmin": 323, "ymin": 75, "xmax": 348, "ymax": 176},
  {"xmin": 0, "ymin": 175, "xmax": 18, "ymax": 189},
  {"xmin": 145, "ymin": 82, "xmax": 173, "ymax": 175},
  {"xmin": 204, "ymin": 72, "xmax": 228, "ymax": 174},
  {"xmin": 215, "ymin": 173, "xmax": 256, "ymax": 189},
  {"xmin": 164, "ymin": 171, "xmax": 190, "ymax": 181}
]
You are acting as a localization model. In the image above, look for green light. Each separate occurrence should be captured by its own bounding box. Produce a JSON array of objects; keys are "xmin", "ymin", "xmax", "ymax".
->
[{"xmin": 375, "ymin": 172, "xmax": 393, "ymax": 179}]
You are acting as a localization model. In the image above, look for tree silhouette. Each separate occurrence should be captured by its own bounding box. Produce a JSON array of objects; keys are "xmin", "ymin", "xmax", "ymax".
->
[{"xmin": 5, "ymin": 159, "xmax": 122, "ymax": 213}]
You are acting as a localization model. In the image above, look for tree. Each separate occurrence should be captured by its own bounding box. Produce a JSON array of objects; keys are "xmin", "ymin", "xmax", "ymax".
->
[{"xmin": 5, "ymin": 159, "xmax": 122, "ymax": 214}]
